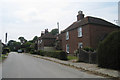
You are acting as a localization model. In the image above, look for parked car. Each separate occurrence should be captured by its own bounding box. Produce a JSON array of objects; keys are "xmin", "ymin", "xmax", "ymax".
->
[{"xmin": 18, "ymin": 49, "xmax": 22, "ymax": 53}]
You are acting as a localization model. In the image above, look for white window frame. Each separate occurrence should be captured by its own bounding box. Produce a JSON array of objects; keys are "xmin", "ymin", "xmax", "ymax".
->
[
  {"xmin": 66, "ymin": 31, "xmax": 69, "ymax": 40},
  {"xmin": 66, "ymin": 44, "xmax": 69, "ymax": 53},
  {"xmin": 78, "ymin": 27, "xmax": 82, "ymax": 37},
  {"xmin": 78, "ymin": 42, "xmax": 83, "ymax": 48},
  {"xmin": 40, "ymin": 40, "xmax": 42, "ymax": 43}
]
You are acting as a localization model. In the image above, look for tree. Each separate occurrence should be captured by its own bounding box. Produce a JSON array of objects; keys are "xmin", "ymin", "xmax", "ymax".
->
[
  {"xmin": 32, "ymin": 36, "xmax": 38, "ymax": 43},
  {"xmin": 22, "ymin": 42, "xmax": 34, "ymax": 52},
  {"xmin": 7, "ymin": 40, "xmax": 16, "ymax": 46},
  {"xmin": 50, "ymin": 29, "xmax": 58, "ymax": 35},
  {"xmin": 7, "ymin": 40, "xmax": 21, "ymax": 51},
  {"xmin": 18, "ymin": 37, "xmax": 27, "ymax": 44}
]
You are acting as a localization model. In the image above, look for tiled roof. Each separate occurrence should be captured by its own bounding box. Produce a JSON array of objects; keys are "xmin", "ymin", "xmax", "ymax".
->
[
  {"xmin": 41, "ymin": 33, "xmax": 56, "ymax": 39},
  {"xmin": 62, "ymin": 16, "xmax": 119, "ymax": 33}
]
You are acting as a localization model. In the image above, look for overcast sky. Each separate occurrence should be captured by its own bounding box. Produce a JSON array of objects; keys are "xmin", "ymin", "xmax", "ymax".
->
[{"xmin": 0, "ymin": 0, "xmax": 119, "ymax": 43}]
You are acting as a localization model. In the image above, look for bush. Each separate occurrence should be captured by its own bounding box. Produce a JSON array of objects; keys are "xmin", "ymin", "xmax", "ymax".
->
[
  {"xmin": 2, "ymin": 48, "xmax": 10, "ymax": 54},
  {"xmin": 37, "ymin": 50, "xmax": 45, "ymax": 56},
  {"xmin": 36, "ymin": 50, "xmax": 67, "ymax": 60},
  {"xmin": 30, "ymin": 49, "xmax": 37, "ymax": 54},
  {"xmin": 97, "ymin": 30, "xmax": 120, "ymax": 70},
  {"xmin": 83, "ymin": 47, "xmax": 94, "ymax": 52},
  {"xmin": 58, "ymin": 51, "xmax": 67, "ymax": 60}
]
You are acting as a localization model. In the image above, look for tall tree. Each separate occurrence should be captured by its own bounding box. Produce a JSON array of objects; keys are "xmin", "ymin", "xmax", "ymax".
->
[
  {"xmin": 32, "ymin": 36, "xmax": 38, "ymax": 43},
  {"xmin": 7, "ymin": 40, "xmax": 21, "ymax": 51},
  {"xmin": 50, "ymin": 29, "xmax": 58, "ymax": 35}
]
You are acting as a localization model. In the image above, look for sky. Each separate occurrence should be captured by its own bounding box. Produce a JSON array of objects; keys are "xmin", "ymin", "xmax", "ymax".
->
[{"xmin": 0, "ymin": 0, "xmax": 119, "ymax": 43}]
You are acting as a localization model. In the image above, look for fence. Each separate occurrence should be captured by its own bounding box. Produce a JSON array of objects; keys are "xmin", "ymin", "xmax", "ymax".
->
[{"xmin": 78, "ymin": 48, "xmax": 97, "ymax": 64}]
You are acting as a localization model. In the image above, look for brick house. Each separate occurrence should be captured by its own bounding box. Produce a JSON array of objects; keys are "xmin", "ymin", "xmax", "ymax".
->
[
  {"xmin": 0, "ymin": 40, "xmax": 3, "ymax": 55},
  {"xmin": 61, "ymin": 11, "xmax": 119, "ymax": 54},
  {"xmin": 55, "ymin": 34, "xmax": 62, "ymax": 50},
  {"xmin": 37, "ymin": 29, "xmax": 56, "ymax": 51}
]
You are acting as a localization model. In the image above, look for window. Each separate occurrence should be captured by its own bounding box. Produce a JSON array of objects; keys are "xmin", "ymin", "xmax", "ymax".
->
[
  {"xmin": 40, "ymin": 40, "xmax": 42, "ymax": 43},
  {"xmin": 66, "ymin": 31, "xmax": 69, "ymax": 40},
  {"xmin": 78, "ymin": 42, "xmax": 83, "ymax": 48},
  {"xmin": 66, "ymin": 44, "xmax": 69, "ymax": 53},
  {"xmin": 78, "ymin": 27, "xmax": 82, "ymax": 37}
]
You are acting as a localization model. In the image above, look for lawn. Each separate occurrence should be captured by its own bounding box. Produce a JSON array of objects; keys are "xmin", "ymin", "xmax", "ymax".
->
[{"xmin": 67, "ymin": 56, "xmax": 78, "ymax": 60}]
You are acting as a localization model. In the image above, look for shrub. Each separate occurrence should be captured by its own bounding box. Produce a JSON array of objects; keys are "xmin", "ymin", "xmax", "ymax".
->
[
  {"xmin": 36, "ymin": 50, "xmax": 67, "ymax": 60},
  {"xmin": 2, "ymin": 48, "xmax": 10, "ymax": 54},
  {"xmin": 58, "ymin": 51, "xmax": 67, "ymax": 60},
  {"xmin": 30, "ymin": 49, "xmax": 37, "ymax": 54},
  {"xmin": 37, "ymin": 50, "xmax": 45, "ymax": 56},
  {"xmin": 97, "ymin": 30, "xmax": 120, "ymax": 70},
  {"xmin": 83, "ymin": 47, "xmax": 94, "ymax": 52}
]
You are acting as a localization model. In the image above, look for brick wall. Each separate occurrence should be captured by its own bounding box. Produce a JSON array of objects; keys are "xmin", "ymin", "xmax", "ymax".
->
[
  {"xmin": 61, "ymin": 25, "xmax": 90, "ymax": 54},
  {"xmin": 89, "ymin": 24, "xmax": 119, "ymax": 49},
  {"xmin": 61, "ymin": 24, "xmax": 118, "ymax": 54}
]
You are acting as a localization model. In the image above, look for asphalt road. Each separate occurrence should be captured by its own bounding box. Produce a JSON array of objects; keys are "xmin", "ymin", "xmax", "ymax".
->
[
  {"xmin": 0, "ymin": 61, "xmax": 2, "ymax": 79},
  {"xmin": 2, "ymin": 52, "xmax": 104, "ymax": 78}
]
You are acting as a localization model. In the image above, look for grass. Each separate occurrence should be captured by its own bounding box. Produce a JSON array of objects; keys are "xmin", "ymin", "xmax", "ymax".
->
[
  {"xmin": 67, "ymin": 55, "xmax": 78, "ymax": 60},
  {"xmin": 0, "ymin": 56, "xmax": 2, "ymax": 62},
  {"xmin": 0, "ymin": 54, "xmax": 8, "ymax": 62}
]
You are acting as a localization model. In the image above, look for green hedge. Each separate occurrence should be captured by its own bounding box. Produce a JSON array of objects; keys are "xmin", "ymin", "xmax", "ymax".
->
[
  {"xmin": 31, "ymin": 50, "xmax": 67, "ymax": 60},
  {"xmin": 2, "ymin": 48, "xmax": 10, "ymax": 54},
  {"xmin": 83, "ymin": 47, "xmax": 94, "ymax": 52},
  {"xmin": 30, "ymin": 49, "xmax": 37, "ymax": 54},
  {"xmin": 37, "ymin": 50, "xmax": 45, "ymax": 56},
  {"xmin": 97, "ymin": 30, "xmax": 120, "ymax": 70}
]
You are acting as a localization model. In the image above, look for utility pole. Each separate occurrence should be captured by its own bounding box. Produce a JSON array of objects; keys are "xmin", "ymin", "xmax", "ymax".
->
[
  {"xmin": 57, "ymin": 22, "xmax": 59, "ymax": 34},
  {"xmin": 5, "ymin": 33, "xmax": 7, "ymax": 44}
]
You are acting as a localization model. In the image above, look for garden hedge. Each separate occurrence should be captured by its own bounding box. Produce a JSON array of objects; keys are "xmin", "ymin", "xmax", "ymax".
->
[
  {"xmin": 97, "ymin": 30, "xmax": 120, "ymax": 70},
  {"xmin": 31, "ymin": 50, "xmax": 67, "ymax": 60}
]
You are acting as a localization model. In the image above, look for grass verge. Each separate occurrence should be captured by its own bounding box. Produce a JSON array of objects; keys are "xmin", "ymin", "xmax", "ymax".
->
[
  {"xmin": 0, "ymin": 54, "xmax": 8, "ymax": 62},
  {"xmin": 67, "ymin": 55, "xmax": 78, "ymax": 60}
]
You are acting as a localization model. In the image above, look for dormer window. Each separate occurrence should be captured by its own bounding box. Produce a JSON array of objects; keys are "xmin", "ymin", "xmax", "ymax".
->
[
  {"xmin": 66, "ymin": 31, "xmax": 69, "ymax": 40},
  {"xmin": 78, "ymin": 27, "xmax": 82, "ymax": 37}
]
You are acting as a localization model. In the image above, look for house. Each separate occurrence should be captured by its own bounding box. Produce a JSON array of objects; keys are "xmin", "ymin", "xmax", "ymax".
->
[
  {"xmin": 37, "ymin": 29, "xmax": 56, "ymax": 51},
  {"xmin": 55, "ymin": 34, "xmax": 62, "ymax": 50},
  {"xmin": 61, "ymin": 11, "xmax": 119, "ymax": 54},
  {"xmin": 0, "ymin": 40, "xmax": 3, "ymax": 55},
  {"xmin": 118, "ymin": 1, "xmax": 120, "ymax": 26}
]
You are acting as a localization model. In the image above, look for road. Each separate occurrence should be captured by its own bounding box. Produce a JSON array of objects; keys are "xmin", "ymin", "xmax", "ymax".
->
[
  {"xmin": 0, "ymin": 61, "xmax": 2, "ymax": 79},
  {"xmin": 2, "ymin": 52, "xmax": 104, "ymax": 78}
]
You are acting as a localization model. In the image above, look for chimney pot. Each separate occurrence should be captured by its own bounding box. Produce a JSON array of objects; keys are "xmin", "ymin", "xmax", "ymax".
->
[
  {"xmin": 77, "ymin": 10, "xmax": 84, "ymax": 21},
  {"xmin": 45, "ymin": 29, "xmax": 49, "ymax": 34},
  {"xmin": 41, "ymin": 31, "xmax": 44, "ymax": 36}
]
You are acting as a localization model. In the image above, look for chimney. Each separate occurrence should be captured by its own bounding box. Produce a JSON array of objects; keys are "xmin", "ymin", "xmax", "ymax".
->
[
  {"xmin": 45, "ymin": 29, "xmax": 48, "ymax": 34},
  {"xmin": 77, "ymin": 11, "xmax": 84, "ymax": 21},
  {"xmin": 41, "ymin": 31, "xmax": 44, "ymax": 36}
]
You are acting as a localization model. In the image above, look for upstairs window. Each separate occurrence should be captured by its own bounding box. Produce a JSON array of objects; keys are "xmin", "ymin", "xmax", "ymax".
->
[
  {"xmin": 66, "ymin": 31, "xmax": 69, "ymax": 40},
  {"xmin": 78, "ymin": 27, "xmax": 82, "ymax": 37},
  {"xmin": 66, "ymin": 44, "xmax": 69, "ymax": 53}
]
